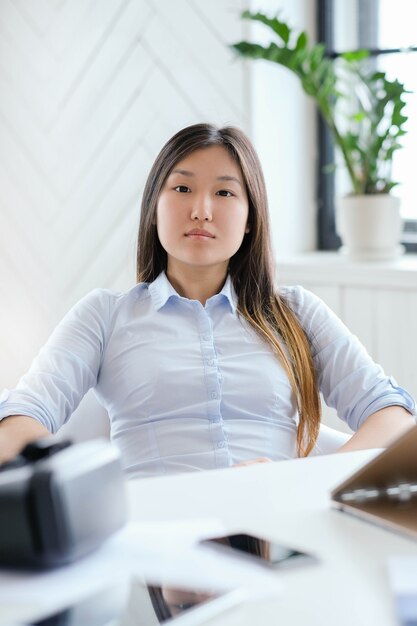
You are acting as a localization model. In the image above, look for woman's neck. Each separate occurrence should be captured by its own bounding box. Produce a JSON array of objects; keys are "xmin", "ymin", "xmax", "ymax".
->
[{"xmin": 166, "ymin": 265, "xmax": 228, "ymax": 305}]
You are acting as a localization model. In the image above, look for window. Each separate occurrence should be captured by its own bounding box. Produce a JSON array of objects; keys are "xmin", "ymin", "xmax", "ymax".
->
[{"xmin": 317, "ymin": 0, "xmax": 417, "ymax": 252}]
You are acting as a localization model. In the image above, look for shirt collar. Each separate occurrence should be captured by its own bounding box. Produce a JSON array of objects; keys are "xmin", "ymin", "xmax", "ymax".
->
[{"xmin": 148, "ymin": 272, "xmax": 237, "ymax": 313}]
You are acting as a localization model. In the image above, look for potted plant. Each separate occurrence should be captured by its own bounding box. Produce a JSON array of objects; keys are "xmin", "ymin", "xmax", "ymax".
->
[{"xmin": 232, "ymin": 11, "xmax": 409, "ymax": 260}]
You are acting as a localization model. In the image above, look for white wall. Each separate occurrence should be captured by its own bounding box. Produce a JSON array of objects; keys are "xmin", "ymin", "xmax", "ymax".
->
[
  {"xmin": 0, "ymin": 1, "xmax": 316, "ymax": 442},
  {"xmin": 248, "ymin": 0, "xmax": 317, "ymax": 258},
  {"xmin": 0, "ymin": 0, "xmax": 251, "ymax": 440}
]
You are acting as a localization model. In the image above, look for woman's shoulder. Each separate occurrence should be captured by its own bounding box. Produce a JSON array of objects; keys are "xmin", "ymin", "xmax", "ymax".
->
[
  {"xmin": 83, "ymin": 282, "xmax": 149, "ymax": 304},
  {"xmin": 277, "ymin": 284, "xmax": 349, "ymax": 345},
  {"xmin": 278, "ymin": 284, "xmax": 343, "ymax": 329},
  {"xmin": 68, "ymin": 282, "xmax": 152, "ymax": 321},
  {"xmin": 278, "ymin": 284, "xmax": 321, "ymax": 313}
]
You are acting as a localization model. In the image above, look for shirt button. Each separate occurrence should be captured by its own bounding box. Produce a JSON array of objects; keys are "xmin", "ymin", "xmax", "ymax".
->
[
  {"xmin": 206, "ymin": 359, "xmax": 215, "ymax": 366},
  {"xmin": 216, "ymin": 441, "xmax": 226, "ymax": 449},
  {"xmin": 203, "ymin": 334, "xmax": 211, "ymax": 342},
  {"xmin": 210, "ymin": 391, "xmax": 218, "ymax": 400}
]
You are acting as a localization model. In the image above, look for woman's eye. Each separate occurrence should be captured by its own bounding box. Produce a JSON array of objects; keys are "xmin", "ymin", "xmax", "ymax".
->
[
  {"xmin": 174, "ymin": 185, "xmax": 191, "ymax": 193},
  {"xmin": 217, "ymin": 190, "xmax": 233, "ymax": 197}
]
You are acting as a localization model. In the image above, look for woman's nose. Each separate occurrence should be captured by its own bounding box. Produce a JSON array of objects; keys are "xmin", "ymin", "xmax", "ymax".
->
[{"xmin": 190, "ymin": 195, "xmax": 213, "ymax": 221}]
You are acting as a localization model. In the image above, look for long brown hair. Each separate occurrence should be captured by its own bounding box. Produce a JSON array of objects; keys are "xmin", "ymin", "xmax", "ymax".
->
[{"xmin": 136, "ymin": 123, "xmax": 321, "ymax": 456}]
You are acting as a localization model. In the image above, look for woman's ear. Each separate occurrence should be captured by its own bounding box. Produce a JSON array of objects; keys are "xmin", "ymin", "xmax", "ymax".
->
[{"xmin": 245, "ymin": 224, "xmax": 251, "ymax": 234}]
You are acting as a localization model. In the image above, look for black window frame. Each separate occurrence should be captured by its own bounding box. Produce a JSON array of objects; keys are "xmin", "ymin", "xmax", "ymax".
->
[{"xmin": 316, "ymin": 0, "xmax": 417, "ymax": 252}]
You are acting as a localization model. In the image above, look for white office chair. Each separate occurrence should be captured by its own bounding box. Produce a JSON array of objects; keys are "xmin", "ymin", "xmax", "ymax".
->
[{"xmin": 309, "ymin": 423, "xmax": 352, "ymax": 456}]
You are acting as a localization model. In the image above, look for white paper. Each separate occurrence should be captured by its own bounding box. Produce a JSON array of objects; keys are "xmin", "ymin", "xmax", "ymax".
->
[
  {"xmin": 388, "ymin": 555, "xmax": 417, "ymax": 595},
  {"xmin": 0, "ymin": 519, "xmax": 281, "ymax": 618}
]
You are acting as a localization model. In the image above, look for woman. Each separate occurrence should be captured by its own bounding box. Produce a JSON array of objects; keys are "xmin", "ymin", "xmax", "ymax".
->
[{"xmin": 0, "ymin": 123, "xmax": 415, "ymax": 475}]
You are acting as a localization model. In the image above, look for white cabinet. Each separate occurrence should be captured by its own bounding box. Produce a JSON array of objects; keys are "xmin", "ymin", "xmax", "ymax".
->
[{"xmin": 277, "ymin": 252, "xmax": 417, "ymax": 433}]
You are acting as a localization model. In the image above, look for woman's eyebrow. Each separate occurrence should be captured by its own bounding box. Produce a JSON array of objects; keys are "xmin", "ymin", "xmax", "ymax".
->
[
  {"xmin": 170, "ymin": 170, "xmax": 242, "ymax": 186},
  {"xmin": 171, "ymin": 168, "xmax": 194, "ymax": 177},
  {"xmin": 216, "ymin": 175, "xmax": 242, "ymax": 187}
]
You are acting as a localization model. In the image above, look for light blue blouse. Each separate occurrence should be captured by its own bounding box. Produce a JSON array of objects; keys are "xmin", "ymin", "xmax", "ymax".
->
[{"xmin": 0, "ymin": 272, "xmax": 414, "ymax": 477}]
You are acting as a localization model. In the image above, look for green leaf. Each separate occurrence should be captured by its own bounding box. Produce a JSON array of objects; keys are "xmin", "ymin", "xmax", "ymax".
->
[
  {"xmin": 241, "ymin": 11, "xmax": 291, "ymax": 44},
  {"xmin": 385, "ymin": 181, "xmax": 399, "ymax": 192},
  {"xmin": 352, "ymin": 111, "xmax": 366, "ymax": 122},
  {"xmin": 232, "ymin": 12, "xmax": 410, "ymax": 194},
  {"xmin": 343, "ymin": 131, "xmax": 360, "ymax": 151},
  {"xmin": 385, "ymin": 143, "xmax": 404, "ymax": 159},
  {"xmin": 301, "ymin": 77, "xmax": 317, "ymax": 96},
  {"xmin": 309, "ymin": 44, "xmax": 325, "ymax": 71},
  {"xmin": 295, "ymin": 31, "xmax": 308, "ymax": 51},
  {"xmin": 370, "ymin": 71, "xmax": 386, "ymax": 82},
  {"xmin": 268, "ymin": 44, "xmax": 302, "ymax": 70},
  {"xmin": 231, "ymin": 42, "xmax": 272, "ymax": 60},
  {"xmin": 341, "ymin": 49, "xmax": 369, "ymax": 62},
  {"xmin": 316, "ymin": 72, "xmax": 337, "ymax": 99},
  {"xmin": 392, "ymin": 110, "xmax": 408, "ymax": 127}
]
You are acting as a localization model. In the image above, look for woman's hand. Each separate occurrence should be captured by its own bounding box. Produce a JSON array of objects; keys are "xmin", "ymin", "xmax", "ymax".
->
[
  {"xmin": 233, "ymin": 457, "xmax": 273, "ymax": 467},
  {"xmin": 0, "ymin": 415, "xmax": 50, "ymax": 464}
]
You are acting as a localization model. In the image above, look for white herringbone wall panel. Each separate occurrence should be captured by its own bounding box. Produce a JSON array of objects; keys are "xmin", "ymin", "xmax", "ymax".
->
[{"xmin": 0, "ymin": 0, "xmax": 250, "ymax": 437}]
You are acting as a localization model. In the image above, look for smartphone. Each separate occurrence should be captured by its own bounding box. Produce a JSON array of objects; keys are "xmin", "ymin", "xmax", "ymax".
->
[{"xmin": 199, "ymin": 533, "xmax": 319, "ymax": 570}]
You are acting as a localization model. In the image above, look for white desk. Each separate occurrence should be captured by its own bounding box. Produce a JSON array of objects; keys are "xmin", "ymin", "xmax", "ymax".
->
[
  {"xmin": 1, "ymin": 450, "xmax": 416, "ymax": 625},
  {"xmin": 126, "ymin": 449, "xmax": 417, "ymax": 626}
]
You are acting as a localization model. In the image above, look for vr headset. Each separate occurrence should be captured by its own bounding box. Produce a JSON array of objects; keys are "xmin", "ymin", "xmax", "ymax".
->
[{"xmin": 0, "ymin": 438, "xmax": 127, "ymax": 568}]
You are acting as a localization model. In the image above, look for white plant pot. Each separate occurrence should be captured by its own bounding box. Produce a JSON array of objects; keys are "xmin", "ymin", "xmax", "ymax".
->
[{"xmin": 335, "ymin": 194, "xmax": 405, "ymax": 261}]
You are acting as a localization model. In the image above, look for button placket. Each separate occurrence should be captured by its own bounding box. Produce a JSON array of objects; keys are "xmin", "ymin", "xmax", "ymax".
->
[{"xmin": 196, "ymin": 306, "xmax": 228, "ymax": 457}]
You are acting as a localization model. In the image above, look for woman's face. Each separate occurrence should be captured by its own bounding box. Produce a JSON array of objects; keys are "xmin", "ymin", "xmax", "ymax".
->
[{"xmin": 156, "ymin": 145, "xmax": 249, "ymax": 276}]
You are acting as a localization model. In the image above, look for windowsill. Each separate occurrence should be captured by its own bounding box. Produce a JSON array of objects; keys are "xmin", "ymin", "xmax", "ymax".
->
[{"xmin": 276, "ymin": 251, "xmax": 417, "ymax": 290}]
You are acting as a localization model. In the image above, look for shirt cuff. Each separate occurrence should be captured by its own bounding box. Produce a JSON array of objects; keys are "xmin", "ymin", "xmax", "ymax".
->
[{"xmin": 357, "ymin": 377, "xmax": 416, "ymax": 429}]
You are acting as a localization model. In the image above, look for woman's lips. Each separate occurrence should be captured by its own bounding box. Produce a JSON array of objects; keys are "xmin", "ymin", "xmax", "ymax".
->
[{"xmin": 185, "ymin": 229, "xmax": 215, "ymax": 239}]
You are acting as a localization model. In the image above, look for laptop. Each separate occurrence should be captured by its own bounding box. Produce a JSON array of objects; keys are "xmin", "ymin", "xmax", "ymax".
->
[{"xmin": 331, "ymin": 425, "xmax": 417, "ymax": 540}]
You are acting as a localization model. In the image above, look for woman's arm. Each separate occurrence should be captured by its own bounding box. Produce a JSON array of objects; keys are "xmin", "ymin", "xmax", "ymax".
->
[
  {"xmin": 0, "ymin": 415, "xmax": 51, "ymax": 463},
  {"xmin": 337, "ymin": 405, "xmax": 415, "ymax": 453},
  {"xmin": 0, "ymin": 289, "xmax": 111, "ymax": 437},
  {"xmin": 284, "ymin": 287, "xmax": 415, "ymax": 445}
]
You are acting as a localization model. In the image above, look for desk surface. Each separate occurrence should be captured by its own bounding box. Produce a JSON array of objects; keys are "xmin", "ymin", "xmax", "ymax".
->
[
  {"xmin": 126, "ymin": 449, "xmax": 417, "ymax": 626},
  {"xmin": 1, "ymin": 450, "xmax": 415, "ymax": 626}
]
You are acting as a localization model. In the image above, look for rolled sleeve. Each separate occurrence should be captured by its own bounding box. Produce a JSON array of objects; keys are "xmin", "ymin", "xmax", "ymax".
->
[
  {"xmin": 356, "ymin": 375, "xmax": 416, "ymax": 425},
  {"xmin": 282, "ymin": 286, "xmax": 417, "ymax": 432}
]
